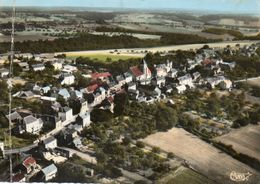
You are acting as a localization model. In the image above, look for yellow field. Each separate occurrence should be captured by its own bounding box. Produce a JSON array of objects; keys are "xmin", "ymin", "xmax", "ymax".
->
[{"xmin": 66, "ymin": 53, "xmax": 142, "ymax": 62}]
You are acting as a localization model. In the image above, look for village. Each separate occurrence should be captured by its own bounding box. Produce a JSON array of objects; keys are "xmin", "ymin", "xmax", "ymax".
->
[{"xmin": 0, "ymin": 42, "xmax": 259, "ymax": 183}]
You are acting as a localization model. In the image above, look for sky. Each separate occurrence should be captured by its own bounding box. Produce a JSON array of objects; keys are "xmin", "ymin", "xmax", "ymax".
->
[{"xmin": 1, "ymin": 0, "xmax": 260, "ymax": 14}]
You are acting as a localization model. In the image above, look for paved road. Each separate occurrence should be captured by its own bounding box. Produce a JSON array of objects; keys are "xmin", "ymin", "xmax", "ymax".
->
[
  {"xmin": 4, "ymin": 116, "xmax": 77, "ymax": 155},
  {"xmin": 234, "ymin": 76, "xmax": 260, "ymax": 83}
]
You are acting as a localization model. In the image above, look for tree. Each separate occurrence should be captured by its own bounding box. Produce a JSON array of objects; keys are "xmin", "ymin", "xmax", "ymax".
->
[{"xmin": 91, "ymin": 109, "xmax": 113, "ymax": 122}]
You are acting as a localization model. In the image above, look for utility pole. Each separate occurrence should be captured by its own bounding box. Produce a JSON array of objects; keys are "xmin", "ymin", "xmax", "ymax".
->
[{"xmin": 7, "ymin": 0, "xmax": 16, "ymax": 182}]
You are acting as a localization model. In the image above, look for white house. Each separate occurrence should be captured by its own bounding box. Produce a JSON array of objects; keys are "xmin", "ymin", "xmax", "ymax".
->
[
  {"xmin": 124, "ymin": 72, "xmax": 133, "ymax": 83},
  {"xmin": 62, "ymin": 65, "xmax": 77, "ymax": 73},
  {"xmin": 77, "ymin": 112, "xmax": 91, "ymax": 127},
  {"xmin": 60, "ymin": 73, "xmax": 75, "ymax": 85},
  {"xmin": 58, "ymin": 106, "xmax": 73, "ymax": 122},
  {"xmin": 52, "ymin": 61, "xmax": 63, "ymax": 70},
  {"xmin": 80, "ymin": 99, "xmax": 88, "ymax": 114},
  {"xmin": 167, "ymin": 68, "xmax": 178, "ymax": 78},
  {"xmin": 23, "ymin": 115, "xmax": 43, "ymax": 134},
  {"xmin": 176, "ymin": 85, "xmax": 186, "ymax": 94},
  {"xmin": 0, "ymin": 68, "xmax": 9, "ymax": 78},
  {"xmin": 32, "ymin": 64, "xmax": 45, "ymax": 71},
  {"xmin": 43, "ymin": 136, "xmax": 57, "ymax": 150},
  {"xmin": 41, "ymin": 164, "xmax": 58, "ymax": 181},
  {"xmin": 152, "ymin": 77, "xmax": 166, "ymax": 88},
  {"xmin": 178, "ymin": 74, "xmax": 193, "ymax": 86}
]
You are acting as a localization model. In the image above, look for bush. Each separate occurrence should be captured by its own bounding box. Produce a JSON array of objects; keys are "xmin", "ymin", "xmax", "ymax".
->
[{"xmin": 136, "ymin": 141, "xmax": 145, "ymax": 148}]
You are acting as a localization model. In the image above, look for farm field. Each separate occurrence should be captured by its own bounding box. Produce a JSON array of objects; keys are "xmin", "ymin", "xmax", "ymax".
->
[
  {"xmin": 142, "ymin": 128, "xmax": 260, "ymax": 184},
  {"xmin": 214, "ymin": 125, "xmax": 260, "ymax": 161},
  {"xmin": 157, "ymin": 166, "xmax": 217, "ymax": 184},
  {"xmin": 66, "ymin": 53, "xmax": 143, "ymax": 61}
]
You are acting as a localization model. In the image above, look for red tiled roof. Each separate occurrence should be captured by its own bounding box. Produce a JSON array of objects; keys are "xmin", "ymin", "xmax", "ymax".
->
[
  {"xmin": 22, "ymin": 156, "xmax": 36, "ymax": 168},
  {"xmin": 107, "ymin": 96, "xmax": 114, "ymax": 103},
  {"xmin": 202, "ymin": 59, "xmax": 214, "ymax": 66},
  {"xmin": 130, "ymin": 66, "xmax": 143, "ymax": 77},
  {"xmin": 87, "ymin": 84, "xmax": 99, "ymax": 92},
  {"xmin": 12, "ymin": 173, "xmax": 25, "ymax": 182},
  {"xmin": 91, "ymin": 72, "xmax": 111, "ymax": 79}
]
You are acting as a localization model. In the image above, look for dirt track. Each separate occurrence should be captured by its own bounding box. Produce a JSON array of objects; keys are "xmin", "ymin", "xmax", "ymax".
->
[{"xmin": 142, "ymin": 128, "xmax": 260, "ymax": 184}]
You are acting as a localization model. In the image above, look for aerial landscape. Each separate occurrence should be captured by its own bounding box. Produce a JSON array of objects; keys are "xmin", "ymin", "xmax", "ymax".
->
[{"xmin": 0, "ymin": 0, "xmax": 260, "ymax": 183}]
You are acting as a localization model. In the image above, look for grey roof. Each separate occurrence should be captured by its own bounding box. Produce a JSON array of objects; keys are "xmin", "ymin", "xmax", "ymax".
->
[
  {"xmin": 23, "ymin": 115, "xmax": 37, "ymax": 125},
  {"xmin": 6, "ymin": 111, "xmax": 22, "ymax": 121},
  {"xmin": 58, "ymin": 88, "xmax": 70, "ymax": 98},
  {"xmin": 62, "ymin": 106, "xmax": 72, "ymax": 112},
  {"xmin": 43, "ymin": 136, "xmax": 56, "ymax": 145},
  {"xmin": 0, "ymin": 68, "xmax": 9, "ymax": 73},
  {"xmin": 18, "ymin": 62, "xmax": 29, "ymax": 67},
  {"xmin": 32, "ymin": 64, "xmax": 45, "ymax": 68},
  {"xmin": 42, "ymin": 164, "xmax": 57, "ymax": 176}
]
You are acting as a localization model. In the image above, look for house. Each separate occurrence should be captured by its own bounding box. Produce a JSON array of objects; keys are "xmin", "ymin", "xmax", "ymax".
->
[
  {"xmin": 54, "ymin": 147, "xmax": 73, "ymax": 158},
  {"xmin": 60, "ymin": 73, "xmax": 75, "ymax": 85},
  {"xmin": 32, "ymin": 64, "xmax": 45, "ymax": 71},
  {"xmin": 6, "ymin": 111, "xmax": 22, "ymax": 124},
  {"xmin": 124, "ymin": 72, "xmax": 133, "ymax": 83},
  {"xmin": 151, "ymin": 77, "xmax": 166, "ymax": 88},
  {"xmin": 219, "ymin": 80, "xmax": 232, "ymax": 90},
  {"xmin": 91, "ymin": 72, "xmax": 111, "ymax": 82},
  {"xmin": 58, "ymin": 88, "xmax": 70, "ymax": 100},
  {"xmin": 41, "ymin": 164, "xmax": 58, "ymax": 181},
  {"xmin": 0, "ymin": 68, "xmax": 9, "ymax": 78},
  {"xmin": 178, "ymin": 74, "xmax": 193, "ymax": 86},
  {"xmin": 79, "ymin": 99, "xmax": 89, "ymax": 114},
  {"xmin": 167, "ymin": 68, "xmax": 178, "ymax": 78},
  {"xmin": 13, "ymin": 91, "xmax": 35, "ymax": 100},
  {"xmin": 99, "ymin": 97, "xmax": 115, "ymax": 113},
  {"xmin": 41, "ymin": 86, "xmax": 51, "ymax": 94},
  {"xmin": 70, "ymin": 90, "xmax": 83, "ymax": 100},
  {"xmin": 176, "ymin": 85, "xmax": 186, "ymax": 94},
  {"xmin": 42, "ymin": 136, "xmax": 57, "ymax": 150},
  {"xmin": 22, "ymin": 156, "xmax": 37, "ymax": 174},
  {"xmin": 60, "ymin": 128, "xmax": 78, "ymax": 143},
  {"xmin": 116, "ymin": 75, "xmax": 126, "ymax": 86},
  {"xmin": 52, "ymin": 61, "xmax": 63, "ymax": 70},
  {"xmin": 154, "ymin": 60, "xmax": 172, "ymax": 77},
  {"xmin": 192, "ymin": 72, "xmax": 201, "ymax": 81},
  {"xmin": 62, "ymin": 64, "xmax": 77, "ymax": 73},
  {"xmin": 58, "ymin": 106, "xmax": 73, "ymax": 122},
  {"xmin": 23, "ymin": 115, "xmax": 43, "ymax": 134},
  {"xmin": 128, "ymin": 82, "xmax": 137, "ymax": 90},
  {"xmin": 18, "ymin": 62, "xmax": 29, "ymax": 71},
  {"xmin": 206, "ymin": 76, "xmax": 227, "ymax": 89},
  {"xmin": 84, "ymin": 83, "xmax": 99, "ymax": 94},
  {"xmin": 77, "ymin": 112, "xmax": 91, "ymax": 127}
]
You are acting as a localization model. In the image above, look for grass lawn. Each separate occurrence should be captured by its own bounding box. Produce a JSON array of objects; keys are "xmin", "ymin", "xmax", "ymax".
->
[
  {"xmin": 157, "ymin": 166, "xmax": 217, "ymax": 184},
  {"xmin": 66, "ymin": 53, "xmax": 142, "ymax": 62},
  {"xmin": 0, "ymin": 129, "xmax": 35, "ymax": 149}
]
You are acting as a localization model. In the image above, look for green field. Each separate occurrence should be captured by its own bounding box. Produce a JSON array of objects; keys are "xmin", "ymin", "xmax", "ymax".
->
[
  {"xmin": 66, "ymin": 53, "xmax": 142, "ymax": 62},
  {"xmin": 157, "ymin": 166, "xmax": 217, "ymax": 184}
]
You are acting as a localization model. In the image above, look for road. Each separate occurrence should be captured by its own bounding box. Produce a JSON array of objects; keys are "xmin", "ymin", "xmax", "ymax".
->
[
  {"xmin": 4, "ymin": 115, "xmax": 77, "ymax": 155},
  {"xmin": 234, "ymin": 76, "xmax": 260, "ymax": 83},
  {"xmin": 59, "ymin": 40, "xmax": 258, "ymax": 57},
  {"xmin": 59, "ymin": 146, "xmax": 97, "ymax": 165}
]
